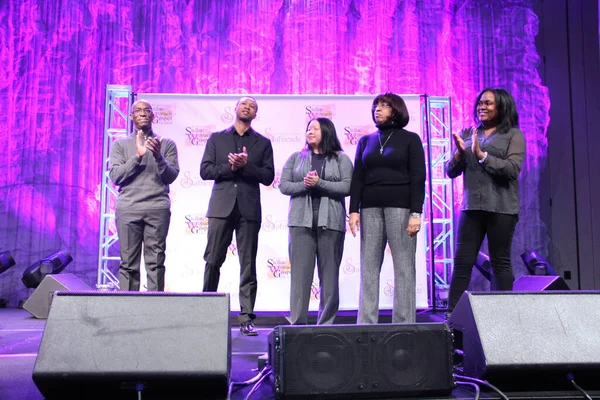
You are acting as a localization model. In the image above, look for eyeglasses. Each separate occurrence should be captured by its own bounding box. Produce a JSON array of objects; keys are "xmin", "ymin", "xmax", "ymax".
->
[
  {"xmin": 133, "ymin": 108, "xmax": 153, "ymax": 116},
  {"xmin": 371, "ymin": 103, "xmax": 391, "ymax": 110}
]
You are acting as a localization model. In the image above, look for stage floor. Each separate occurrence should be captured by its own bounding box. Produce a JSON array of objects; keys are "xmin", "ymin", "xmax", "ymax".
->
[{"xmin": 1, "ymin": 307, "xmax": 598, "ymax": 400}]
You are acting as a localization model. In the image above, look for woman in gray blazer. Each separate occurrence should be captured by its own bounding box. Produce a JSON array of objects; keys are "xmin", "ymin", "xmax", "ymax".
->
[{"xmin": 279, "ymin": 117, "xmax": 353, "ymax": 325}]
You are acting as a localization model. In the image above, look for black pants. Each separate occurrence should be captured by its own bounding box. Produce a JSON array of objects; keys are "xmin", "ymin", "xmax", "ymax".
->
[
  {"xmin": 203, "ymin": 202, "xmax": 261, "ymax": 323},
  {"xmin": 449, "ymin": 210, "xmax": 518, "ymax": 310}
]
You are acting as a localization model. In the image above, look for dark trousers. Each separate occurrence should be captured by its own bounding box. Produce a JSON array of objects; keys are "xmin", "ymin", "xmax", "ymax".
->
[
  {"xmin": 449, "ymin": 210, "xmax": 518, "ymax": 310},
  {"xmin": 288, "ymin": 207, "xmax": 344, "ymax": 325},
  {"xmin": 203, "ymin": 202, "xmax": 261, "ymax": 323},
  {"xmin": 116, "ymin": 208, "xmax": 171, "ymax": 292}
]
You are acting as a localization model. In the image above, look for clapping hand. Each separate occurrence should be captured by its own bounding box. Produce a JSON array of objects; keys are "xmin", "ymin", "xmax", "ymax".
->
[
  {"xmin": 145, "ymin": 136, "xmax": 163, "ymax": 160},
  {"xmin": 135, "ymin": 130, "xmax": 147, "ymax": 158},
  {"xmin": 303, "ymin": 170, "xmax": 319, "ymax": 188},
  {"xmin": 228, "ymin": 146, "xmax": 248, "ymax": 171},
  {"xmin": 471, "ymin": 129, "xmax": 485, "ymax": 160}
]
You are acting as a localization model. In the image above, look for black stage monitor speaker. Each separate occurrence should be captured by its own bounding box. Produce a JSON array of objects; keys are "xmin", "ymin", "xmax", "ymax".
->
[
  {"xmin": 448, "ymin": 291, "xmax": 600, "ymax": 390},
  {"xmin": 33, "ymin": 291, "xmax": 231, "ymax": 400},
  {"xmin": 513, "ymin": 275, "xmax": 570, "ymax": 291},
  {"xmin": 268, "ymin": 323, "xmax": 454, "ymax": 399},
  {"xmin": 23, "ymin": 273, "xmax": 91, "ymax": 319}
]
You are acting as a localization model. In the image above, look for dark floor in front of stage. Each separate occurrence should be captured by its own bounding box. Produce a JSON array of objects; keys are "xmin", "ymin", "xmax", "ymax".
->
[{"xmin": 1, "ymin": 308, "xmax": 598, "ymax": 400}]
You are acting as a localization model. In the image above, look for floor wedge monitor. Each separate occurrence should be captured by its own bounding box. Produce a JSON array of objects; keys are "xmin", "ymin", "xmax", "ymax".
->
[
  {"xmin": 33, "ymin": 291, "xmax": 231, "ymax": 400},
  {"xmin": 448, "ymin": 291, "xmax": 600, "ymax": 391}
]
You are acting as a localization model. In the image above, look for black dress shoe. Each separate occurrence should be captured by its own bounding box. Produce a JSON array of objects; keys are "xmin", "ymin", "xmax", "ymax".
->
[{"xmin": 240, "ymin": 321, "xmax": 258, "ymax": 336}]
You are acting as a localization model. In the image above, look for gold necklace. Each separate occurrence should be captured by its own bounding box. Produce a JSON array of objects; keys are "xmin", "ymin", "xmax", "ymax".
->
[{"xmin": 378, "ymin": 132, "xmax": 393, "ymax": 154}]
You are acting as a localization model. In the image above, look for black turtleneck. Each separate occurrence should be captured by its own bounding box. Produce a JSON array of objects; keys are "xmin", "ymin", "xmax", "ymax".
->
[{"xmin": 349, "ymin": 125, "xmax": 426, "ymax": 214}]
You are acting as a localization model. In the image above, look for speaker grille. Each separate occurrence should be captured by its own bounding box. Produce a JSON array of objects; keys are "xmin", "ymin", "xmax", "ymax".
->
[
  {"xmin": 269, "ymin": 323, "xmax": 454, "ymax": 399},
  {"xmin": 292, "ymin": 332, "xmax": 354, "ymax": 391}
]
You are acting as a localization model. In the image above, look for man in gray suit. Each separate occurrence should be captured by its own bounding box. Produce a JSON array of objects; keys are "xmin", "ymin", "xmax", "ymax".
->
[
  {"xmin": 200, "ymin": 97, "xmax": 275, "ymax": 336},
  {"xmin": 110, "ymin": 99, "xmax": 180, "ymax": 291}
]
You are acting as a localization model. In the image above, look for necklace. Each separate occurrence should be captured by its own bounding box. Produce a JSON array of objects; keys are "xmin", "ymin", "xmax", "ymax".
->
[{"xmin": 378, "ymin": 132, "xmax": 393, "ymax": 154}]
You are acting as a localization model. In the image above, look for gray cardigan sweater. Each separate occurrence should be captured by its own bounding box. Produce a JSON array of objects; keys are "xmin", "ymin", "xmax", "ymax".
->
[{"xmin": 279, "ymin": 150, "xmax": 353, "ymax": 232}]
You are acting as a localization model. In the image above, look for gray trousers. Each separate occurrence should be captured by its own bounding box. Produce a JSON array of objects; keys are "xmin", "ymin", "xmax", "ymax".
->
[
  {"xmin": 358, "ymin": 207, "xmax": 416, "ymax": 324},
  {"xmin": 288, "ymin": 225, "xmax": 344, "ymax": 325},
  {"xmin": 116, "ymin": 208, "xmax": 171, "ymax": 292}
]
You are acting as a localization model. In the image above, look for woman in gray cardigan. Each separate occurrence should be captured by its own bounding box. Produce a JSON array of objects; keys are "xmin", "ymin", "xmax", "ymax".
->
[{"xmin": 279, "ymin": 117, "xmax": 353, "ymax": 325}]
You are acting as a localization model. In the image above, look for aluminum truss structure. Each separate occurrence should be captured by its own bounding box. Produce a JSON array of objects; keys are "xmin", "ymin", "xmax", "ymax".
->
[
  {"xmin": 97, "ymin": 85, "xmax": 133, "ymax": 287},
  {"xmin": 421, "ymin": 96, "xmax": 455, "ymax": 310}
]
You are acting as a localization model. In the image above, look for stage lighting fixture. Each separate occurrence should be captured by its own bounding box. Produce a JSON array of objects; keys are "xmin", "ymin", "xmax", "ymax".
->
[
  {"xmin": 21, "ymin": 250, "xmax": 73, "ymax": 289},
  {"xmin": 473, "ymin": 252, "xmax": 498, "ymax": 290},
  {"xmin": 0, "ymin": 251, "xmax": 16, "ymax": 275},
  {"xmin": 474, "ymin": 251, "xmax": 491, "ymax": 280},
  {"xmin": 521, "ymin": 249, "xmax": 558, "ymax": 276}
]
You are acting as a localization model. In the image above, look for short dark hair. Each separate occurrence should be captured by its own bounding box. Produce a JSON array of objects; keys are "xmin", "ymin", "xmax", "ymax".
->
[
  {"xmin": 303, "ymin": 117, "xmax": 343, "ymax": 159},
  {"xmin": 131, "ymin": 99, "xmax": 153, "ymax": 113},
  {"xmin": 236, "ymin": 96, "xmax": 258, "ymax": 111},
  {"xmin": 371, "ymin": 92, "xmax": 409, "ymax": 128},
  {"xmin": 473, "ymin": 88, "xmax": 519, "ymax": 133}
]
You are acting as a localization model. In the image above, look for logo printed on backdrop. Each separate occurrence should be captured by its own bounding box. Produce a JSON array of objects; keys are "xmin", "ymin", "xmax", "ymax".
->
[
  {"xmin": 344, "ymin": 125, "xmax": 372, "ymax": 145},
  {"xmin": 180, "ymin": 263, "xmax": 202, "ymax": 278},
  {"xmin": 267, "ymin": 257, "xmax": 291, "ymax": 278},
  {"xmin": 383, "ymin": 279, "xmax": 394, "ymax": 297},
  {"xmin": 342, "ymin": 257, "xmax": 359, "ymax": 275},
  {"xmin": 305, "ymin": 104, "xmax": 336, "ymax": 121},
  {"xmin": 153, "ymin": 105, "xmax": 176, "ymax": 124},
  {"xmin": 310, "ymin": 281, "xmax": 320, "ymax": 300},
  {"xmin": 180, "ymin": 170, "xmax": 214, "ymax": 188},
  {"xmin": 221, "ymin": 107, "xmax": 235, "ymax": 124},
  {"xmin": 270, "ymin": 169, "xmax": 283, "ymax": 190},
  {"xmin": 184, "ymin": 214, "xmax": 209, "ymax": 234},
  {"xmin": 264, "ymin": 128, "xmax": 303, "ymax": 144},
  {"xmin": 262, "ymin": 215, "xmax": 287, "ymax": 232},
  {"xmin": 228, "ymin": 242, "xmax": 238, "ymax": 257},
  {"xmin": 184, "ymin": 125, "xmax": 215, "ymax": 146}
]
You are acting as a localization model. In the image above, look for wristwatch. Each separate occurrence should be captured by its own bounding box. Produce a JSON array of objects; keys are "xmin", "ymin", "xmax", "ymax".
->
[
  {"xmin": 410, "ymin": 212, "xmax": 422, "ymax": 218},
  {"xmin": 478, "ymin": 152, "xmax": 488, "ymax": 164}
]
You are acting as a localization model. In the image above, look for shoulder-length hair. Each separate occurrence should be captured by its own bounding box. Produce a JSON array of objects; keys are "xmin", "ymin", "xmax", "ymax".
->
[
  {"xmin": 301, "ymin": 117, "xmax": 343, "ymax": 159},
  {"xmin": 473, "ymin": 88, "xmax": 519, "ymax": 133},
  {"xmin": 371, "ymin": 92, "xmax": 410, "ymax": 128}
]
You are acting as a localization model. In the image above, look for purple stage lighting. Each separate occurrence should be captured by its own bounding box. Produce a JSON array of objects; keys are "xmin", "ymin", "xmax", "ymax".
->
[
  {"xmin": 521, "ymin": 249, "xmax": 557, "ymax": 276},
  {"xmin": 0, "ymin": 251, "xmax": 16, "ymax": 275},
  {"xmin": 21, "ymin": 251, "xmax": 73, "ymax": 289}
]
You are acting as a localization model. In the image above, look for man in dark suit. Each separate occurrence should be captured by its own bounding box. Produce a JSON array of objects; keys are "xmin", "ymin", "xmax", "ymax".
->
[{"xmin": 200, "ymin": 96, "xmax": 275, "ymax": 336}]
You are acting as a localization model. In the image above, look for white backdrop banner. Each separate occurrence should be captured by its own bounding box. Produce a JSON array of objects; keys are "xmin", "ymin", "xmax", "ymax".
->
[{"xmin": 136, "ymin": 94, "xmax": 429, "ymax": 311}]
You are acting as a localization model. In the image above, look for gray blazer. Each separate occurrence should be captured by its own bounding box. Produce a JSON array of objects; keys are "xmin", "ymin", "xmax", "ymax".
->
[{"xmin": 279, "ymin": 150, "xmax": 353, "ymax": 232}]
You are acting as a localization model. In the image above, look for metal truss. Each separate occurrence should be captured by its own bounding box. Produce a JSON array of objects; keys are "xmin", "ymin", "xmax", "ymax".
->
[
  {"xmin": 97, "ymin": 85, "xmax": 133, "ymax": 288},
  {"xmin": 421, "ymin": 96, "xmax": 454, "ymax": 310}
]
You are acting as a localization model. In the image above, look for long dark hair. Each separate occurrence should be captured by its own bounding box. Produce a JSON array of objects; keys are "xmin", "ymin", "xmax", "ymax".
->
[
  {"xmin": 473, "ymin": 88, "xmax": 519, "ymax": 133},
  {"xmin": 302, "ymin": 117, "xmax": 343, "ymax": 159},
  {"xmin": 371, "ymin": 92, "xmax": 410, "ymax": 128}
]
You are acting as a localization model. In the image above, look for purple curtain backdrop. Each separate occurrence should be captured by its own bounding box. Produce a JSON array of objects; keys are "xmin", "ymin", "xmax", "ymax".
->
[{"xmin": 0, "ymin": 0, "xmax": 549, "ymax": 306}]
